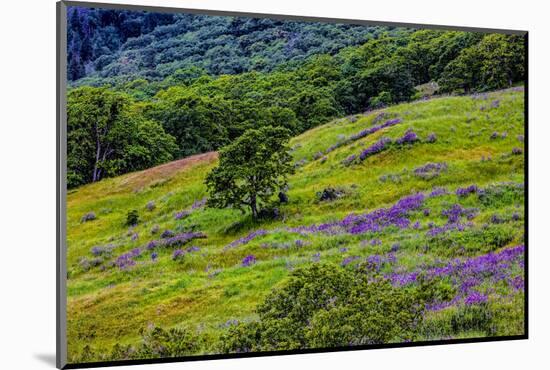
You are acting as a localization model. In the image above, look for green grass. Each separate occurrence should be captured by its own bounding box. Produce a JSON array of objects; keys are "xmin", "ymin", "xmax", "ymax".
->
[{"xmin": 66, "ymin": 88, "xmax": 525, "ymax": 361}]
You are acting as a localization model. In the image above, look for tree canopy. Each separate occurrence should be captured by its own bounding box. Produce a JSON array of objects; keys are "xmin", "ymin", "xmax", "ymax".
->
[
  {"xmin": 67, "ymin": 87, "xmax": 177, "ymax": 188},
  {"xmin": 205, "ymin": 126, "xmax": 294, "ymax": 219}
]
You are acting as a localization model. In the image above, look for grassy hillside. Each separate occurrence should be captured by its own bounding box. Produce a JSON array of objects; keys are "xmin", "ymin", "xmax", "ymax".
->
[{"xmin": 66, "ymin": 88, "xmax": 525, "ymax": 361}]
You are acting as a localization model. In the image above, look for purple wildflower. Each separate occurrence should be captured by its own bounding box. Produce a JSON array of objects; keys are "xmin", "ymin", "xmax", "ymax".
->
[
  {"xmin": 242, "ymin": 254, "xmax": 257, "ymax": 267},
  {"xmin": 512, "ymin": 147, "xmax": 523, "ymax": 155},
  {"xmin": 490, "ymin": 214, "xmax": 504, "ymax": 224},
  {"xmin": 151, "ymin": 252, "xmax": 158, "ymax": 261},
  {"xmin": 464, "ymin": 291, "xmax": 488, "ymax": 305},
  {"xmin": 414, "ymin": 162, "xmax": 448, "ymax": 180},
  {"xmin": 341, "ymin": 154, "xmax": 357, "ymax": 166},
  {"xmin": 456, "ymin": 185, "xmax": 478, "ymax": 197},
  {"xmin": 114, "ymin": 248, "xmax": 142, "ymax": 270},
  {"xmin": 163, "ymin": 232, "xmax": 206, "ymax": 248},
  {"xmin": 175, "ymin": 210, "xmax": 190, "ymax": 220},
  {"xmin": 225, "ymin": 229, "xmax": 267, "ymax": 250},
  {"xmin": 91, "ymin": 245, "xmax": 113, "ymax": 256},
  {"xmin": 510, "ymin": 276, "xmax": 524, "ymax": 291},
  {"xmin": 426, "ymin": 133, "xmax": 437, "ymax": 143},
  {"xmin": 490, "ymin": 132, "xmax": 499, "ymax": 140},
  {"xmin": 145, "ymin": 201, "xmax": 155, "ymax": 211},
  {"xmin": 312, "ymin": 252, "xmax": 321, "ymax": 262},
  {"xmin": 396, "ymin": 129, "xmax": 419, "ymax": 145},
  {"xmin": 146, "ymin": 240, "xmax": 159, "ymax": 250},
  {"xmin": 342, "ymin": 256, "xmax": 360, "ymax": 267},
  {"xmin": 359, "ymin": 137, "xmax": 392, "ymax": 161},
  {"xmin": 172, "ymin": 249, "xmax": 185, "ymax": 261},
  {"xmin": 429, "ymin": 187, "xmax": 448, "ymax": 197},
  {"xmin": 161, "ymin": 230, "xmax": 175, "ymax": 239}
]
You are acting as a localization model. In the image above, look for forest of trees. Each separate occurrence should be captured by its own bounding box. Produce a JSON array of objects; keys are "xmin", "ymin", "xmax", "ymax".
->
[
  {"xmin": 67, "ymin": 6, "xmax": 525, "ymax": 189},
  {"xmin": 67, "ymin": 7, "xmax": 386, "ymax": 83}
]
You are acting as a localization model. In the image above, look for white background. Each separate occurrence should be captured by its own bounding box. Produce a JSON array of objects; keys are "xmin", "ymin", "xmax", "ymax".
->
[{"xmin": 0, "ymin": 0, "xmax": 547, "ymax": 369}]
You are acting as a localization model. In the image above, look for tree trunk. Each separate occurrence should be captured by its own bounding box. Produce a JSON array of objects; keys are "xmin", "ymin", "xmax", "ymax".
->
[
  {"xmin": 250, "ymin": 194, "xmax": 258, "ymax": 219},
  {"xmin": 92, "ymin": 140, "xmax": 101, "ymax": 182}
]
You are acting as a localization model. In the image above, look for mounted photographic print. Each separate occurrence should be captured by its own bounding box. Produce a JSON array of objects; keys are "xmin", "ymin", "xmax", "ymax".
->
[{"xmin": 56, "ymin": 1, "xmax": 528, "ymax": 368}]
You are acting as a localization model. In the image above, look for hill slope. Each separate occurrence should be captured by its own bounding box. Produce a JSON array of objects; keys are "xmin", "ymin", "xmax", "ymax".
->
[{"xmin": 66, "ymin": 88, "xmax": 525, "ymax": 361}]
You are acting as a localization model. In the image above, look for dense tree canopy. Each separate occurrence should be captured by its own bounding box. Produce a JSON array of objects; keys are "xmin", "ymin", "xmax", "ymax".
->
[
  {"xmin": 67, "ymin": 87, "xmax": 177, "ymax": 188},
  {"xmin": 67, "ymin": 6, "xmax": 384, "ymax": 83}
]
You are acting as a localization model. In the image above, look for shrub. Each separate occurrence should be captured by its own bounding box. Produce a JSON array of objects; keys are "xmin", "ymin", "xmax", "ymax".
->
[
  {"xmin": 218, "ymin": 263, "xmax": 422, "ymax": 352},
  {"xmin": 126, "ymin": 210, "xmax": 139, "ymax": 226},
  {"xmin": 278, "ymin": 191, "xmax": 289, "ymax": 203},
  {"xmin": 316, "ymin": 187, "xmax": 346, "ymax": 202},
  {"xmin": 134, "ymin": 325, "xmax": 202, "ymax": 358},
  {"xmin": 81, "ymin": 212, "xmax": 96, "ymax": 223}
]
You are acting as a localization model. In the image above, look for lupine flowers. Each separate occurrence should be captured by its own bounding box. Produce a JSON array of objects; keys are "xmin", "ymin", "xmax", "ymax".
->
[{"xmin": 323, "ymin": 117, "xmax": 402, "ymax": 158}]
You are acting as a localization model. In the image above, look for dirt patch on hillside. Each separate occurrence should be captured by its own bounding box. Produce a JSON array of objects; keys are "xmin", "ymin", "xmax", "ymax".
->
[{"xmin": 119, "ymin": 151, "xmax": 218, "ymax": 191}]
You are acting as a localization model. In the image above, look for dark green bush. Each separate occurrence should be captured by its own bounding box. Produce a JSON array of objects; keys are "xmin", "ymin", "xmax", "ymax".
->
[
  {"xmin": 125, "ymin": 210, "xmax": 140, "ymax": 226},
  {"xmin": 218, "ymin": 263, "xmax": 423, "ymax": 352}
]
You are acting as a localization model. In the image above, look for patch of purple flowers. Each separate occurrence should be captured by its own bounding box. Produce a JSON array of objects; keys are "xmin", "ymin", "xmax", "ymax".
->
[
  {"xmin": 429, "ymin": 187, "xmax": 448, "ymax": 197},
  {"xmin": 225, "ymin": 229, "xmax": 268, "ymax": 250},
  {"xmin": 341, "ymin": 154, "xmax": 357, "ymax": 166},
  {"xmin": 414, "ymin": 162, "xmax": 448, "ymax": 180},
  {"xmin": 396, "ymin": 129, "xmax": 419, "ymax": 145},
  {"xmin": 172, "ymin": 249, "xmax": 185, "ymax": 261},
  {"xmin": 342, "ymin": 255, "xmax": 361, "ymax": 267},
  {"xmin": 464, "ymin": 291, "xmax": 488, "ymax": 305},
  {"xmin": 387, "ymin": 245, "xmax": 524, "ymax": 311},
  {"xmin": 191, "ymin": 197, "xmax": 207, "ymax": 210},
  {"xmin": 174, "ymin": 210, "xmax": 191, "ymax": 220},
  {"xmin": 114, "ymin": 248, "xmax": 142, "ymax": 270},
  {"xmin": 161, "ymin": 230, "xmax": 175, "ymax": 239},
  {"xmin": 242, "ymin": 254, "xmax": 257, "ymax": 267},
  {"xmin": 359, "ymin": 137, "xmax": 392, "ymax": 161},
  {"xmin": 512, "ymin": 147, "xmax": 523, "ymax": 155},
  {"xmin": 426, "ymin": 133, "xmax": 437, "ymax": 143},
  {"xmin": 456, "ymin": 185, "xmax": 478, "ymax": 197},
  {"xmin": 163, "ymin": 232, "xmax": 206, "ymax": 248}
]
